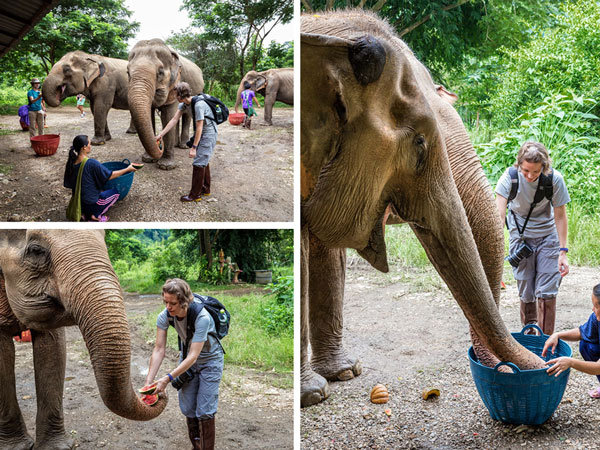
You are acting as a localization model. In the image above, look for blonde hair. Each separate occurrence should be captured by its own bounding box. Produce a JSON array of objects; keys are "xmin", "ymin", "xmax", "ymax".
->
[
  {"xmin": 515, "ymin": 141, "xmax": 552, "ymax": 174},
  {"xmin": 162, "ymin": 278, "xmax": 193, "ymax": 307}
]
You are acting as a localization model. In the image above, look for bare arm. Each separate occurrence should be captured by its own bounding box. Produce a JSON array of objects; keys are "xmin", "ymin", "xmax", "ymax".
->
[
  {"xmin": 108, "ymin": 164, "xmax": 136, "ymax": 180},
  {"xmin": 154, "ymin": 341, "xmax": 205, "ymax": 393},
  {"xmin": 554, "ymin": 204, "xmax": 569, "ymax": 276},
  {"xmin": 157, "ymin": 109, "xmax": 184, "ymax": 140},
  {"xmin": 542, "ymin": 327, "xmax": 581, "ymax": 357},
  {"xmin": 495, "ymin": 194, "xmax": 508, "ymax": 226},
  {"xmin": 145, "ymin": 327, "xmax": 168, "ymax": 385}
]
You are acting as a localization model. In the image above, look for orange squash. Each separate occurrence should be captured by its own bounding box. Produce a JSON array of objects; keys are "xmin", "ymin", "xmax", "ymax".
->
[{"xmin": 370, "ymin": 384, "xmax": 389, "ymax": 404}]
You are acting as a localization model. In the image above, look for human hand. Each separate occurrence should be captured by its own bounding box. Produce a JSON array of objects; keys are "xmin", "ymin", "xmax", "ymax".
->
[
  {"xmin": 541, "ymin": 333, "xmax": 559, "ymax": 357},
  {"xmin": 189, "ymin": 147, "xmax": 196, "ymax": 158},
  {"xmin": 546, "ymin": 357, "xmax": 572, "ymax": 377},
  {"xmin": 558, "ymin": 253, "xmax": 569, "ymax": 277},
  {"xmin": 154, "ymin": 375, "xmax": 170, "ymax": 394},
  {"xmin": 127, "ymin": 164, "xmax": 137, "ymax": 172}
]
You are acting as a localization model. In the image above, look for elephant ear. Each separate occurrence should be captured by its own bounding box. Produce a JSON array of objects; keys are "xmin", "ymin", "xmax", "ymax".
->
[
  {"xmin": 255, "ymin": 74, "xmax": 268, "ymax": 91},
  {"xmin": 435, "ymin": 84, "xmax": 458, "ymax": 105},
  {"xmin": 166, "ymin": 50, "xmax": 183, "ymax": 104},
  {"xmin": 300, "ymin": 32, "xmax": 387, "ymax": 193},
  {"xmin": 83, "ymin": 58, "xmax": 105, "ymax": 88}
]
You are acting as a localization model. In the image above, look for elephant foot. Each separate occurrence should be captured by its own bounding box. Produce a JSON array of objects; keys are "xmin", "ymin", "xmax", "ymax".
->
[
  {"xmin": 91, "ymin": 136, "xmax": 105, "ymax": 146},
  {"xmin": 142, "ymin": 154, "xmax": 158, "ymax": 163},
  {"xmin": 0, "ymin": 434, "xmax": 34, "ymax": 450},
  {"xmin": 301, "ymin": 367, "xmax": 330, "ymax": 407},
  {"xmin": 157, "ymin": 158, "xmax": 178, "ymax": 171},
  {"xmin": 311, "ymin": 352, "xmax": 362, "ymax": 381},
  {"xmin": 33, "ymin": 435, "xmax": 73, "ymax": 450},
  {"xmin": 260, "ymin": 122, "xmax": 273, "ymax": 126},
  {"xmin": 104, "ymin": 135, "xmax": 112, "ymax": 142},
  {"xmin": 125, "ymin": 127, "xmax": 137, "ymax": 134},
  {"xmin": 176, "ymin": 143, "xmax": 188, "ymax": 149}
]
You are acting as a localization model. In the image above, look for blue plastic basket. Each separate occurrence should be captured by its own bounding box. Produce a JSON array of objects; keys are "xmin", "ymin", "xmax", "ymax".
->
[
  {"xmin": 102, "ymin": 159, "xmax": 134, "ymax": 201},
  {"xmin": 468, "ymin": 324, "xmax": 572, "ymax": 425}
]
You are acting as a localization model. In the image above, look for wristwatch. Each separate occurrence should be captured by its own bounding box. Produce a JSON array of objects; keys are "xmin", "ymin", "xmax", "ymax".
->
[
  {"xmin": 192, "ymin": 144, "xmax": 197, "ymax": 149},
  {"xmin": 559, "ymin": 247, "xmax": 568, "ymax": 253}
]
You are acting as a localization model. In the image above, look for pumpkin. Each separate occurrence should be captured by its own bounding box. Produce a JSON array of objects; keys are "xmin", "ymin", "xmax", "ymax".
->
[{"xmin": 370, "ymin": 384, "xmax": 389, "ymax": 404}]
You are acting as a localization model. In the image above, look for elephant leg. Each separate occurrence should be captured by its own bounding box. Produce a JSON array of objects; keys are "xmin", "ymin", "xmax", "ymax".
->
[
  {"xmin": 263, "ymin": 96, "xmax": 274, "ymax": 126},
  {"xmin": 125, "ymin": 118, "xmax": 137, "ymax": 134},
  {"xmin": 177, "ymin": 113, "xmax": 191, "ymax": 149},
  {"xmin": 31, "ymin": 328, "xmax": 70, "ymax": 450},
  {"xmin": 301, "ymin": 226, "xmax": 329, "ymax": 407},
  {"xmin": 104, "ymin": 122, "xmax": 112, "ymax": 142},
  {"xmin": 308, "ymin": 231, "xmax": 362, "ymax": 382},
  {"xmin": 157, "ymin": 103, "xmax": 178, "ymax": 171},
  {"xmin": 90, "ymin": 100, "xmax": 111, "ymax": 146},
  {"xmin": 0, "ymin": 331, "xmax": 34, "ymax": 450}
]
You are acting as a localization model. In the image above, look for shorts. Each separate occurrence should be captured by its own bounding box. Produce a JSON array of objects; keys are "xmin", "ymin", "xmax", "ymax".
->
[
  {"xmin": 178, "ymin": 357, "xmax": 224, "ymax": 419},
  {"xmin": 509, "ymin": 233, "xmax": 561, "ymax": 303}
]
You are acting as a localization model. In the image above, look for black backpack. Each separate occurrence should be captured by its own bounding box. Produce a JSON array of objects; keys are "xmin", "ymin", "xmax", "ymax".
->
[
  {"xmin": 507, "ymin": 166, "xmax": 554, "ymax": 203},
  {"xmin": 190, "ymin": 93, "xmax": 229, "ymax": 126},
  {"xmin": 166, "ymin": 293, "xmax": 230, "ymax": 357}
]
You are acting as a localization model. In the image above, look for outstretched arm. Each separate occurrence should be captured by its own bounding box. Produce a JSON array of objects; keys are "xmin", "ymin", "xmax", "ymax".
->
[{"xmin": 157, "ymin": 109, "xmax": 184, "ymax": 140}]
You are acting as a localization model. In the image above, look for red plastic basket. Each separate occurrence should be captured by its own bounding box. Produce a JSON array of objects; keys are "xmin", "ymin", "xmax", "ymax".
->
[
  {"xmin": 31, "ymin": 134, "xmax": 60, "ymax": 156},
  {"xmin": 19, "ymin": 120, "xmax": 29, "ymax": 131},
  {"xmin": 13, "ymin": 330, "xmax": 32, "ymax": 342},
  {"xmin": 228, "ymin": 113, "xmax": 245, "ymax": 126}
]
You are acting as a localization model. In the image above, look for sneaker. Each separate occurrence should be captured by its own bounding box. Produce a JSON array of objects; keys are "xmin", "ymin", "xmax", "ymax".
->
[
  {"xmin": 588, "ymin": 387, "xmax": 600, "ymax": 399},
  {"xmin": 81, "ymin": 113, "xmax": 85, "ymax": 118}
]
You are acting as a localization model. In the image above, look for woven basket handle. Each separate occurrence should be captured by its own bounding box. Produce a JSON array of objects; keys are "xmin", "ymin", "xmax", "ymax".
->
[{"xmin": 493, "ymin": 361, "xmax": 521, "ymax": 374}]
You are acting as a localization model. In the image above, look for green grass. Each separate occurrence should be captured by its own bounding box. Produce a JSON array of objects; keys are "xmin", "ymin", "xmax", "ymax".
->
[
  {"xmin": 0, "ymin": 163, "xmax": 12, "ymax": 175},
  {"xmin": 136, "ymin": 293, "xmax": 293, "ymax": 374},
  {"xmin": 0, "ymin": 129, "xmax": 19, "ymax": 136}
]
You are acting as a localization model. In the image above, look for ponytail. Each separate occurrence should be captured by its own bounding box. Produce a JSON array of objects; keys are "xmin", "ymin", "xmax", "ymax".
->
[{"xmin": 64, "ymin": 135, "xmax": 89, "ymax": 180}]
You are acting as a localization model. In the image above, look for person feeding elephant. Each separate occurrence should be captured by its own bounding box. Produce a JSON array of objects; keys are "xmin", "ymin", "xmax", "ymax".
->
[
  {"xmin": 495, "ymin": 141, "xmax": 570, "ymax": 335},
  {"xmin": 63, "ymin": 134, "xmax": 137, "ymax": 221},
  {"xmin": 143, "ymin": 278, "xmax": 224, "ymax": 450},
  {"xmin": 156, "ymin": 82, "xmax": 216, "ymax": 202}
]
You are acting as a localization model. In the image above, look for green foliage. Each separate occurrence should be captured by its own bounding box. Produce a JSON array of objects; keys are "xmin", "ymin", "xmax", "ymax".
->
[
  {"xmin": 482, "ymin": 0, "xmax": 600, "ymax": 127},
  {"xmin": 475, "ymin": 92, "xmax": 600, "ymax": 213},
  {"xmin": 384, "ymin": 224, "xmax": 430, "ymax": 268},
  {"xmin": 151, "ymin": 238, "xmax": 196, "ymax": 282},
  {"xmin": 567, "ymin": 205, "xmax": 600, "ymax": 266},
  {"xmin": 255, "ymin": 41, "xmax": 293, "ymax": 71},
  {"xmin": 0, "ymin": 0, "xmax": 139, "ymax": 85},
  {"xmin": 105, "ymin": 230, "xmax": 150, "ymax": 265},
  {"xmin": 259, "ymin": 274, "xmax": 293, "ymax": 336}
]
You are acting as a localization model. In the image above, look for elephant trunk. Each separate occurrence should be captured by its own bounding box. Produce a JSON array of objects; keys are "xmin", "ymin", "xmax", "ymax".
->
[
  {"xmin": 128, "ymin": 77, "xmax": 163, "ymax": 159},
  {"xmin": 400, "ymin": 175, "xmax": 544, "ymax": 370},
  {"xmin": 234, "ymin": 80, "xmax": 244, "ymax": 111},
  {"xmin": 53, "ymin": 243, "xmax": 166, "ymax": 420},
  {"xmin": 42, "ymin": 76, "xmax": 62, "ymax": 107}
]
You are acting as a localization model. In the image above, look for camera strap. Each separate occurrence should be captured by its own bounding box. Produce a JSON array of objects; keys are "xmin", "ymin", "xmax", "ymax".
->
[{"xmin": 510, "ymin": 174, "xmax": 549, "ymax": 237}]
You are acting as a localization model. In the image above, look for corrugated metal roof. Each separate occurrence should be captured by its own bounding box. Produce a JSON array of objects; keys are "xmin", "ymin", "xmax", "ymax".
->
[{"xmin": 0, "ymin": 0, "xmax": 61, "ymax": 57}]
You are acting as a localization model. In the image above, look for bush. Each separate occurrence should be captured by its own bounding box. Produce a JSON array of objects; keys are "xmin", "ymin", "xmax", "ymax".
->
[
  {"xmin": 151, "ymin": 240, "xmax": 194, "ymax": 282},
  {"xmin": 259, "ymin": 274, "xmax": 293, "ymax": 336}
]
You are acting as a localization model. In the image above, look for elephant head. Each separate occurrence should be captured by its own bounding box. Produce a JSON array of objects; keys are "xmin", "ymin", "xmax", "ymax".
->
[
  {"xmin": 0, "ymin": 229, "xmax": 167, "ymax": 420},
  {"xmin": 301, "ymin": 12, "xmax": 543, "ymax": 370},
  {"xmin": 127, "ymin": 39, "xmax": 183, "ymax": 159},
  {"xmin": 234, "ymin": 70, "xmax": 268, "ymax": 111},
  {"xmin": 42, "ymin": 51, "xmax": 105, "ymax": 107}
]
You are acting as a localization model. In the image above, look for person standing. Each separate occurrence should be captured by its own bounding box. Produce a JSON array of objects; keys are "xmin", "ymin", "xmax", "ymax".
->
[
  {"xmin": 145, "ymin": 278, "xmax": 224, "ymax": 450},
  {"xmin": 238, "ymin": 81, "xmax": 261, "ymax": 129},
  {"xmin": 156, "ymin": 82, "xmax": 216, "ymax": 202},
  {"xmin": 76, "ymin": 94, "xmax": 86, "ymax": 118},
  {"xmin": 495, "ymin": 141, "xmax": 570, "ymax": 335},
  {"xmin": 27, "ymin": 78, "xmax": 45, "ymax": 138}
]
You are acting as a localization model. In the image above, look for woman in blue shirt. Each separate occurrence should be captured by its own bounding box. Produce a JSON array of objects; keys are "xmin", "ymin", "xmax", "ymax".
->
[{"xmin": 63, "ymin": 135, "xmax": 136, "ymax": 221}]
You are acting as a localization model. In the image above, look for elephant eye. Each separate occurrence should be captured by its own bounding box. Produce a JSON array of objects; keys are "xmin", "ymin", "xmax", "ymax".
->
[
  {"xmin": 414, "ymin": 134, "xmax": 426, "ymax": 147},
  {"xmin": 23, "ymin": 242, "xmax": 51, "ymax": 270},
  {"xmin": 157, "ymin": 67, "xmax": 165, "ymax": 79}
]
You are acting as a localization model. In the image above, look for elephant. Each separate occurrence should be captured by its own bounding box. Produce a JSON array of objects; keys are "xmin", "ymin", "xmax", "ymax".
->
[
  {"xmin": 128, "ymin": 39, "xmax": 205, "ymax": 170},
  {"xmin": 0, "ymin": 230, "xmax": 166, "ymax": 450},
  {"xmin": 300, "ymin": 10, "xmax": 545, "ymax": 408},
  {"xmin": 234, "ymin": 68, "xmax": 293, "ymax": 126},
  {"xmin": 42, "ymin": 51, "xmax": 137, "ymax": 146}
]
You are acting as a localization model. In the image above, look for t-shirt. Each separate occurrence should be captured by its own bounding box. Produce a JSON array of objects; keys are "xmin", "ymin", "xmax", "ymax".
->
[
  {"xmin": 63, "ymin": 158, "xmax": 112, "ymax": 205},
  {"xmin": 178, "ymin": 98, "xmax": 217, "ymax": 139},
  {"xmin": 495, "ymin": 167, "xmax": 570, "ymax": 239},
  {"xmin": 241, "ymin": 89, "xmax": 255, "ymax": 109},
  {"xmin": 579, "ymin": 313, "xmax": 600, "ymax": 345},
  {"xmin": 156, "ymin": 299, "xmax": 223, "ymax": 364},
  {"xmin": 76, "ymin": 95, "xmax": 85, "ymax": 106},
  {"xmin": 27, "ymin": 89, "xmax": 42, "ymax": 111}
]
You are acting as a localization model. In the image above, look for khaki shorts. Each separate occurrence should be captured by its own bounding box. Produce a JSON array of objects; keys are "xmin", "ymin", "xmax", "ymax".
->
[{"xmin": 509, "ymin": 233, "xmax": 561, "ymax": 303}]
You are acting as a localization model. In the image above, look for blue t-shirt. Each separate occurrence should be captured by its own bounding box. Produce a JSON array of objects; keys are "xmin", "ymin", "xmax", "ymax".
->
[
  {"xmin": 579, "ymin": 313, "xmax": 600, "ymax": 345},
  {"xmin": 156, "ymin": 299, "xmax": 223, "ymax": 364},
  {"xmin": 27, "ymin": 89, "xmax": 42, "ymax": 111},
  {"xmin": 63, "ymin": 158, "xmax": 112, "ymax": 205}
]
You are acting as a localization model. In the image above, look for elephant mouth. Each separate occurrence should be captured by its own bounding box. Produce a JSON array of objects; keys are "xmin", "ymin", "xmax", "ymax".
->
[{"xmin": 57, "ymin": 84, "xmax": 67, "ymax": 102}]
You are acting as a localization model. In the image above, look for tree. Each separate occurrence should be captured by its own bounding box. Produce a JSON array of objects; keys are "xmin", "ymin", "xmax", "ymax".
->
[
  {"xmin": 182, "ymin": 0, "xmax": 293, "ymax": 79},
  {"xmin": 0, "ymin": 0, "xmax": 139, "ymax": 82}
]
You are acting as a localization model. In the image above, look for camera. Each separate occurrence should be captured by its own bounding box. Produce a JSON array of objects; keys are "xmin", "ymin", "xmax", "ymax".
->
[
  {"xmin": 505, "ymin": 241, "xmax": 533, "ymax": 268},
  {"xmin": 171, "ymin": 368, "xmax": 195, "ymax": 390},
  {"xmin": 185, "ymin": 138, "xmax": 194, "ymax": 148}
]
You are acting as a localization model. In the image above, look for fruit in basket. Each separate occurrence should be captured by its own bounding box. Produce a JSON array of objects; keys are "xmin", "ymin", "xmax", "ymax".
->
[{"xmin": 370, "ymin": 384, "xmax": 389, "ymax": 404}]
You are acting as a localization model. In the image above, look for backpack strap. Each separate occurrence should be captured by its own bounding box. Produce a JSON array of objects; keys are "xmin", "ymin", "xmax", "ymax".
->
[
  {"xmin": 166, "ymin": 301, "xmax": 203, "ymax": 360},
  {"xmin": 507, "ymin": 166, "xmax": 519, "ymax": 203}
]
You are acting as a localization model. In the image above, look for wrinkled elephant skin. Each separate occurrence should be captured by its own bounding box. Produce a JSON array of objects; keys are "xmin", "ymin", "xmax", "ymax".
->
[
  {"xmin": 128, "ymin": 39, "xmax": 204, "ymax": 170},
  {"xmin": 300, "ymin": 10, "xmax": 544, "ymax": 408},
  {"xmin": 42, "ymin": 51, "xmax": 137, "ymax": 146},
  {"xmin": 0, "ymin": 230, "xmax": 166, "ymax": 450},
  {"xmin": 235, "ymin": 68, "xmax": 293, "ymax": 125}
]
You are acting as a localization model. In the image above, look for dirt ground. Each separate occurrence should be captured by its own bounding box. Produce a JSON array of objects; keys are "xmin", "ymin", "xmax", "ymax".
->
[
  {"xmin": 13, "ymin": 290, "xmax": 293, "ymax": 449},
  {"xmin": 0, "ymin": 106, "xmax": 293, "ymax": 222},
  {"xmin": 301, "ymin": 259, "xmax": 600, "ymax": 449}
]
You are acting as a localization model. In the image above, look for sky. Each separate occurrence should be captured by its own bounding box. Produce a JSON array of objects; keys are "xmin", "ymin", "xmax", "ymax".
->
[{"xmin": 124, "ymin": 0, "xmax": 296, "ymax": 49}]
